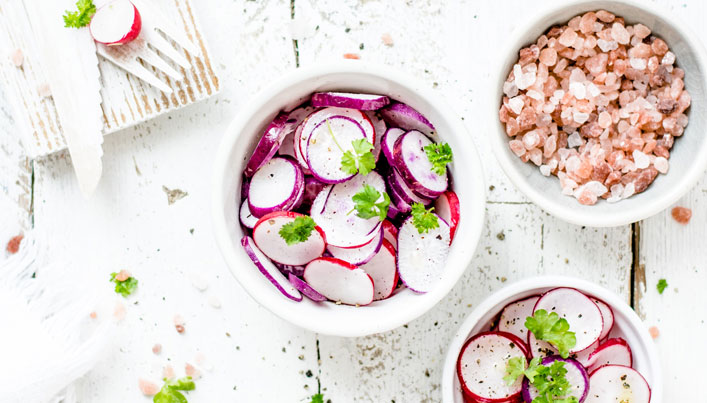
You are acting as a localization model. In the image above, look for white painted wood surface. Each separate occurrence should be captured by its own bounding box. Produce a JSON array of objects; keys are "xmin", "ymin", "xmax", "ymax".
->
[{"xmin": 0, "ymin": 0, "xmax": 703, "ymax": 401}]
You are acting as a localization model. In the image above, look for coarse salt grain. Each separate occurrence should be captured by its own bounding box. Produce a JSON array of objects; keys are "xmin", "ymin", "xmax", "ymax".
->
[
  {"xmin": 671, "ymin": 206, "xmax": 692, "ymax": 224},
  {"xmin": 189, "ymin": 272, "xmax": 209, "ymax": 291},
  {"xmin": 540, "ymin": 165, "xmax": 551, "ymax": 176},
  {"xmin": 208, "ymin": 295, "xmax": 222, "ymax": 309},
  {"xmin": 633, "ymin": 150, "xmax": 650, "ymax": 169},
  {"xmin": 138, "ymin": 379, "xmax": 159, "ymax": 396},
  {"xmin": 10, "ymin": 49, "xmax": 23, "ymax": 67},
  {"xmin": 649, "ymin": 326, "xmax": 660, "ymax": 339},
  {"xmin": 152, "ymin": 344, "xmax": 162, "ymax": 355},
  {"xmin": 654, "ymin": 156, "xmax": 669, "ymax": 173},
  {"xmin": 508, "ymin": 96, "xmax": 524, "ymax": 114}
]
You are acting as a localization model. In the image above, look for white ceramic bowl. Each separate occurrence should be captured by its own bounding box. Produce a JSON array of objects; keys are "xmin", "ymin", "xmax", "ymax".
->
[
  {"xmin": 490, "ymin": 0, "xmax": 707, "ymax": 227},
  {"xmin": 212, "ymin": 62, "xmax": 486, "ymax": 337},
  {"xmin": 442, "ymin": 276, "xmax": 661, "ymax": 402}
]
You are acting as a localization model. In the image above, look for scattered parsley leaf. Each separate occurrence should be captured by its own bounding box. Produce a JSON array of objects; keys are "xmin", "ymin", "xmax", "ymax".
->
[
  {"xmin": 310, "ymin": 393, "xmax": 324, "ymax": 403},
  {"xmin": 525, "ymin": 309, "xmax": 576, "ymax": 358},
  {"xmin": 279, "ymin": 215, "xmax": 316, "ymax": 246},
  {"xmin": 352, "ymin": 184, "xmax": 390, "ymax": 221},
  {"xmin": 153, "ymin": 377, "xmax": 195, "ymax": 403},
  {"xmin": 424, "ymin": 142, "xmax": 453, "ymax": 176},
  {"xmin": 110, "ymin": 272, "xmax": 138, "ymax": 297},
  {"xmin": 410, "ymin": 202, "xmax": 439, "ymax": 234},
  {"xmin": 63, "ymin": 0, "xmax": 96, "ymax": 28},
  {"xmin": 341, "ymin": 138, "xmax": 376, "ymax": 175},
  {"xmin": 657, "ymin": 279, "xmax": 668, "ymax": 294}
]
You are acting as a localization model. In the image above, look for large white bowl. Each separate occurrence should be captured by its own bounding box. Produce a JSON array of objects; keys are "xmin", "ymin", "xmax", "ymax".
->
[
  {"xmin": 212, "ymin": 62, "xmax": 486, "ymax": 337},
  {"xmin": 490, "ymin": 0, "xmax": 707, "ymax": 227},
  {"xmin": 442, "ymin": 276, "xmax": 662, "ymax": 402}
]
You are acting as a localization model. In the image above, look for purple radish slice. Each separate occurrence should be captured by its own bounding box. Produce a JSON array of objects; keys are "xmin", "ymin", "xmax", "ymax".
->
[
  {"xmin": 327, "ymin": 228, "xmax": 383, "ymax": 265},
  {"xmin": 278, "ymin": 106, "xmax": 315, "ymax": 158},
  {"xmin": 522, "ymin": 356, "xmax": 589, "ymax": 403},
  {"xmin": 241, "ymin": 177, "xmax": 250, "ymax": 201},
  {"xmin": 89, "ymin": 0, "xmax": 141, "ymax": 45},
  {"xmin": 292, "ymin": 123, "xmax": 311, "ymax": 172},
  {"xmin": 586, "ymin": 365, "xmax": 651, "ymax": 403},
  {"xmin": 586, "ymin": 338, "xmax": 633, "ymax": 373},
  {"xmin": 287, "ymin": 177, "xmax": 306, "ymax": 211},
  {"xmin": 244, "ymin": 112, "xmax": 290, "ymax": 177},
  {"xmin": 387, "ymin": 169, "xmax": 433, "ymax": 206},
  {"xmin": 456, "ymin": 331, "xmax": 530, "ymax": 402},
  {"xmin": 241, "ymin": 236, "xmax": 302, "ymax": 302},
  {"xmin": 298, "ymin": 107, "xmax": 375, "ymax": 165},
  {"xmin": 252, "ymin": 211, "xmax": 326, "ymax": 266},
  {"xmin": 305, "ymin": 115, "xmax": 367, "ymax": 184},
  {"xmin": 239, "ymin": 200, "xmax": 259, "ymax": 229},
  {"xmin": 312, "ymin": 172, "xmax": 386, "ymax": 248},
  {"xmin": 359, "ymin": 240, "xmax": 398, "ymax": 301},
  {"xmin": 381, "ymin": 127, "xmax": 405, "ymax": 165},
  {"xmin": 381, "ymin": 220, "xmax": 398, "ymax": 250},
  {"xmin": 278, "ymin": 126, "xmax": 298, "ymax": 159},
  {"xmin": 393, "ymin": 130, "xmax": 448, "ymax": 198},
  {"xmin": 387, "ymin": 181, "xmax": 412, "ymax": 214},
  {"xmin": 309, "ymin": 185, "xmax": 333, "ymax": 216},
  {"xmin": 301, "ymin": 177, "xmax": 328, "ymax": 212},
  {"xmin": 275, "ymin": 263, "xmax": 305, "ymax": 277},
  {"xmin": 248, "ymin": 157, "xmax": 304, "ymax": 217},
  {"xmin": 386, "ymin": 202, "xmax": 402, "ymax": 221},
  {"xmin": 592, "ymin": 297, "xmax": 615, "ymax": 341},
  {"xmin": 532, "ymin": 287, "xmax": 604, "ymax": 353},
  {"xmin": 303, "ymin": 257, "xmax": 374, "ymax": 306},
  {"xmin": 311, "ymin": 92, "xmax": 390, "ymax": 110},
  {"xmin": 288, "ymin": 273, "xmax": 327, "ymax": 302},
  {"xmin": 364, "ymin": 111, "xmax": 386, "ymax": 162},
  {"xmin": 497, "ymin": 295, "xmax": 540, "ymax": 341},
  {"xmin": 396, "ymin": 214, "xmax": 450, "ymax": 293},
  {"xmin": 379, "ymin": 102, "xmax": 435, "ymax": 136}
]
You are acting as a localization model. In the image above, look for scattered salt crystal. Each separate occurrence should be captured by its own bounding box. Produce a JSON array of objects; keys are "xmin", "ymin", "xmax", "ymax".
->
[
  {"xmin": 572, "ymin": 111, "xmax": 590, "ymax": 124},
  {"xmin": 381, "ymin": 33, "xmax": 394, "ymax": 46},
  {"xmin": 654, "ymin": 156, "xmax": 669, "ymax": 174},
  {"xmin": 558, "ymin": 28, "xmax": 578, "ymax": 47},
  {"xmin": 152, "ymin": 344, "xmax": 162, "ymax": 355},
  {"xmin": 10, "ymin": 48, "xmax": 23, "ymax": 67},
  {"xmin": 584, "ymin": 181, "xmax": 608, "ymax": 196},
  {"xmin": 671, "ymin": 206, "xmax": 692, "ymax": 224},
  {"xmin": 632, "ymin": 150, "xmax": 649, "ymax": 169},
  {"xmin": 503, "ymin": 81, "xmax": 519, "ymax": 97},
  {"xmin": 622, "ymin": 183, "xmax": 636, "ymax": 198},
  {"xmin": 596, "ymin": 39, "xmax": 617, "ymax": 52},
  {"xmin": 189, "ymin": 272, "xmax": 209, "ymax": 291},
  {"xmin": 208, "ymin": 295, "xmax": 222, "ymax": 309},
  {"xmin": 569, "ymin": 68, "xmax": 586, "ymax": 83},
  {"xmin": 569, "ymin": 82, "xmax": 586, "ymax": 100},
  {"xmin": 115, "ymin": 270, "xmax": 132, "ymax": 282},
  {"xmin": 633, "ymin": 23, "xmax": 651, "ymax": 39},
  {"xmin": 598, "ymin": 111, "xmax": 612, "ymax": 128},
  {"xmin": 174, "ymin": 315, "xmax": 186, "ymax": 333},
  {"xmin": 526, "ymin": 89, "xmax": 543, "ymax": 101},
  {"xmin": 138, "ymin": 379, "xmax": 159, "ymax": 396},
  {"xmin": 185, "ymin": 363, "xmax": 202, "ymax": 379},
  {"xmin": 163, "ymin": 365, "xmax": 175, "ymax": 380},
  {"xmin": 540, "ymin": 165, "xmax": 551, "ymax": 176},
  {"xmin": 649, "ymin": 326, "xmax": 660, "ymax": 339},
  {"xmin": 611, "ymin": 22, "xmax": 630, "ymax": 44},
  {"xmin": 508, "ymin": 96, "xmax": 524, "ymax": 114},
  {"xmin": 37, "ymin": 83, "xmax": 51, "ymax": 98},
  {"xmin": 566, "ymin": 155, "xmax": 581, "ymax": 172},
  {"xmin": 661, "ymin": 51, "xmax": 675, "ymax": 65},
  {"xmin": 113, "ymin": 302, "xmax": 126, "ymax": 321},
  {"xmin": 89, "ymin": 311, "xmax": 98, "ymax": 319},
  {"xmin": 586, "ymin": 83, "xmax": 600, "ymax": 98},
  {"xmin": 629, "ymin": 58, "xmax": 647, "ymax": 70}
]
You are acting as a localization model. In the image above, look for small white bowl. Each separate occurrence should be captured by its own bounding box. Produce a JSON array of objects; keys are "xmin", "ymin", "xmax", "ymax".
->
[
  {"xmin": 489, "ymin": 0, "xmax": 707, "ymax": 227},
  {"xmin": 212, "ymin": 62, "xmax": 486, "ymax": 337},
  {"xmin": 442, "ymin": 276, "xmax": 662, "ymax": 403}
]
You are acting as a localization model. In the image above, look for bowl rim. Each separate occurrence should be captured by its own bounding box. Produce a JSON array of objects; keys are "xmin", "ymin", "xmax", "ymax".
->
[
  {"xmin": 488, "ymin": 0, "xmax": 707, "ymax": 227},
  {"xmin": 211, "ymin": 61, "xmax": 487, "ymax": 336},
  {"xmin": 440, "ymin": 275, "xmax": 662, "ymax": 403}
]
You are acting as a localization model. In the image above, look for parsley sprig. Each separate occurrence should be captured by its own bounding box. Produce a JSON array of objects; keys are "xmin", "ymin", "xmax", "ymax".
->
[
  {"xmin": 504, "ymin": 357, "xmax": 578, "ymax": 403},
  {"xmin": 110, "ymin": 271, "xmax": 138, "ymax": 297},
  {"xmin": 351, "ymin": 184, "xmax": 390, "ymax": 221},
  {"xmin": 153, "ymin": 377, "xmax": 195, "ymax": 403},
  {"xmin": 525, "ymin": 310, "xmax": 576, "ymax": 358},
  {"xmin": 657, "ymin": 279, "xmax": 668, "ymax": 294},
  {"xmin": 424, "ymin": 142, "xmax": 453, "ymax": 176},
  {"xmin": 279, "ymin": 215, "xmax": 316, "ymax": 246},
  {"xmin": 309, "ymin": 393, "xmax": 324, "ymax": 403},
  {"xmin": 63, "ymin": 0, "xmax": 97, "ymax": 28},
  {"xmin": 410, "ymin": 202, "xmax": 439, "ymax": 234},
  {"xmin": 342, "ymin": 138, "xmax": 376, "ymax": 175}
]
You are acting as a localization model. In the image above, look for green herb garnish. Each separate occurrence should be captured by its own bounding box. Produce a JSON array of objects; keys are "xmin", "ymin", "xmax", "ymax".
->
[
  {"xmin": 341, "ymin": 138, "xmax": 376, "ymax": 175},
  {"xmin": 504, "ymin": 357, "xmax": 578, "ymax": 403},
  {"xmin": 153, "ymin": 377, "xmax": 195, "ymax": 403},
  {"xmin": 110, "ymin": 271, "xmax": 138, "ymax": 297},
  {"xmin": 424, "ymin": 142, "xmax": 453, "ymax": 176},
  {"xmin": 351, "ymin": 184, "xmax": 390, "ymax": 221},
  {"xmin": 410, "ymin": 202, "xmax": 439, "ymax": 234},
  {"xmin": 525, "ymin": 309, "xmax": 576, "ymax": 359},
  {"xmin": 279, "ymin": 215, "xmax": 316, "ymax": 246},
  {"xmin": 657, "ymin": 279, "xmax": 668, "ymax": 294},
  {"xmin": 310, "ymin": 393, "xmax": 324, "ymax": 403},
  {"xmin": 63, "ymin": 0, "xmax": 96, "ymax": 28}
]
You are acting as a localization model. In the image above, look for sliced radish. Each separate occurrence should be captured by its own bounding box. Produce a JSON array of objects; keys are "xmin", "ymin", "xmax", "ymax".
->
[
  {"xmin": 252, "ymin": 211, "xmax": 326, "ymax": 266},
  {"xmin": 586, "ymin": 365, "xmax": 651, "ymax": 403},
  {"xmin": 533, "ymin": 288, "xmax": 603, "ymax": 353},
  {"xmin": 300, "ymin": 176, "xmax": 328, "ymax": 212},
  {"xmin": 311, "ymin": 92, "xmax": 390, "ymax": 110},
  {"xmin": 241, "ymin": 236, "xmax": 302, "ymax": 302},
  {"xmin": 359, "ymin": 240, "xmax": 398, "ymax": 300},
  {"xmin": 592, "ymin": 297, "xmax": 615, "ymax": 341},
  {"xmin": 327, "ymin": 228, "xmax": 383, "ymax": 265},
  {"xmin": 381, "ymin": 220, "xmax": 398, "ymax": 249},
  {"xmin": 522, "ymin": 356, "xmax": 589, "ymax": 403},
  {"xmin": 239, "ymin": 200, "xmax": 259, "ymax": 229},
  {"xmin": 456, "ymin": 331, "xmax": 529, "ymax": 402},
  {"xmin": 497, "ymin": 295, "xmax": 540, "ymax": 341},
  {"xmin": 278, "ymin": 126, "xmax": 298, "ymax": 159},
  {"xmin": 305, "ymin": 115, "xmax": 367, "ymax": 183},
  {"xmin": 379, "ymin": 102, "xmax": 436, "ymax": 136},
  {"xmin": 365, "ymin": 111, "xmax": 387, "ymax": 162},
  {"xmin": 275, "ymin": 263, "xmax": 305, "ymax": 277},
  {"xmin": 243, "ymin": 113, "xmax": 290, "ymax": 177},
  {"xmin": 248, "ymin": 157, "xmax": 304, "ymax": 217},
  {"xmin": 309, "ymin": 185, "xmax": 332, "ymax": 216},
  {"xmin": 397, "ymin": 214, "xmax": 450, "ymax": 293},
  {"xmin": 528, "ymin": 331, "xmax": 560, "ymax": 359},
  {"xmin": 89, "ymin": 0, "xmax": 142, "ymax": 45},
  {"xmin": 586, "ymin": 338, "xmax": 633, "ymax": 373},
  {"xmin": 387, "ymin": 169, "xmax": 433, "ymax": 206},
  {"xmin": 303, "ymin": 257, "xmax": 374, "ymax": 306},
  {"xmin": 387, "ymin": 181, "xmax": 412, "ymax": 214},
  {"xmin": 435, "ymin": 190, "xmax": 461, "ymax": 241},
  {"xmin": 298, "ymin": 107, "xmax": 375, "ymax": 166},
  {"xmin": 381, "ymin": 127, "xmax": 405, "ymax": 164},
  {"xmin": 573, "ymin": 339, "xmax": 600, "ymax": 368},
  {"xmin": 393, "ymin": 130, "xmax": 448, "ymax": 198},
  {"xmin": 386, "ymin": 202, "xmax": 402, "ymax": 221},
  {"xmin": 293, "ymin": 123, "xmax": 311, "ymax": 171},
  {"xmin": 288, "ymin": 273, "xmax": 327, "ymax": 302}
]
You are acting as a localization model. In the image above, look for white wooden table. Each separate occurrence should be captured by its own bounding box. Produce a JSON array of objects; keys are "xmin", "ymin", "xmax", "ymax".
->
[{"xmin": 0, "ymin": 0, "xmax": 704, "ymax": 401}]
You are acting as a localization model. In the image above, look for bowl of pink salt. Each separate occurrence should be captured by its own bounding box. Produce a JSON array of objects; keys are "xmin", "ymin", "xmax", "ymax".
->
[{"xmin": 491, "ymin": 0, "xmax": 707, "ymax": 227}]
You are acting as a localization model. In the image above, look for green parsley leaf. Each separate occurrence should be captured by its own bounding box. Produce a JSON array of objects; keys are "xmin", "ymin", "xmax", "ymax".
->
[
  {"xmin": 279, "ymin": 215, "xmax": 316, "ymax": 246},
  {"xmin": 410, "ymin": 202, "xmax": 439, "ymax": 234},
  {"xmin": 63, "ymin": 0, "xmax": 97, "ymax": 28},
  {"xmin": 110, "ymin": 272, "xmax": 138, "ymax": 297},
  {"xmin": 657, "ymin": 279, "xmax": 668, "ymax": 294},
  {"xmin": 352, "ymin": 184, "xmax": 390, "ymax": 221},
  {"xmin": 153, "ymin": 377, "xmax": 194, "ymax": 403},
  {"xmin": 529, "ymin": 361, "xmax": 578, "ymax": 403},
  {"xmin": 424, "ymin": 142, "xmax": 453, "ymax": 176},
  {"xmin": 504, "ymin": 357, "xmax": 542, "ymax": 386},
  {"xmin": 525, "ymin": 309, "xmax": 576, "ymax": 358},
  {"xmin": 165, "ymin": 377, "xmax": 195, "ymax": 391},
  {"xmin": 310, "ymin": 393, "xmax": 324, "ymax": 403},
  {"xmin": 341, "ymin": 138, "xmax": 376, "ymax": 175}
]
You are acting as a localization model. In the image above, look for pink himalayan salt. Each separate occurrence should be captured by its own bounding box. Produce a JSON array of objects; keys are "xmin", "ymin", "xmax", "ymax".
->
[
  {"xmin": 558, "ymin": 28, "xmax": 578, "ymax": 47},
  {"xmin": 115, "ymin": 270, "xmax": 131, "ymax": 282},
  {"xmin": 596, "ymin": 10, "xmax": 615, "ymax": 23},
  {"xmin": 381, "ymin": 33, "xmax": 394, "ymax": 46},
  {"xmin": 10, "ymin": 49, "xmax": 23, "ymax": 67},
  {"xmin": 671, "ymin": 206, "xmax": 692, "ymax": 224},
  {"xmin": 185, "ymin": 363, "xmax": 201, "ymax": 379},
  {"xmin": 113, "ymin": 302, "xmax": 126, "ymax": 321},
  {"xmin": 163, "ymin": 365, "xmax": 176, "ymax": 380},
  {"xmin": 174, "ymin": 315, "xmax": 185, "ymax": 333},
  {"xmin": 611, "ymin": 22, "xmax": 630, "ymax": 45},
  {"xmin": 139, "ymin": 379, "xmax": 159, "ymax": 396},
  {"xmin": 152, "ymin": 344, "xmax": 162, "ymax": 355},
  {"xmin": 539, "ymin": 48, "xmax": 557, "ymax": 66},
  {"xmin": 649, "ymin": 326, "xmax": 660, "ymax": 339}
]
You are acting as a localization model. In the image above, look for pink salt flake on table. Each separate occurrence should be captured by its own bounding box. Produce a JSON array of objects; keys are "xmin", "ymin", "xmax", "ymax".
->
[
  {"xmin": 163, "ymin": 365, "xmax": 175, "ymax": 380},
  {"xmin": 185, "ymin": 362, "xmax": 201, "ymax": 379},
  {"xmin": 649, "ymin": 326, "xmax": 660, "ymax": 339},
  {"xmin": 138, "ymin": 378, "xmax": 159, "ymax": 396},
  {"xmin": 174, "ymin": 314, "xmax": 186, "ymax": 333},
  {"xmin": 114, "ymin": 270, "xmax": 132, "ymax": 282},
  {"xmin": 671, "ymin": 206, "xmax": 692, "ymax": 224},
  {"xmin": 152, "ymin": 343, "xmax": 162, "ymax": 355}
]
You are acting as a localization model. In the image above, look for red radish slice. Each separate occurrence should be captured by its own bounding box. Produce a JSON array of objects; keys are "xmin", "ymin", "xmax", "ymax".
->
[
  {"xmin": 89, "ymin": 0, "xmax": 142, "ymax": 45},
  {"xmin": 241, "ymin": 236, "xmax": 302, "ymax": 302},
  {"xmin": 592, "ymin": 297, "xmax": 615, "ymax": 341},
  {"xmin": 456, "ymin": 331, "xmax": 529, "ymax": 402},
  {"xmin": 586, "ymin": 365, "xmax": 651, "ymax": 403},
  {"xmin": 528, "ymin": 331, "xmax": 560, "ymax": 359},
  {"xmin": 533, "ymin": 288, "xmax": 603, "ymax": 353},
  {"xmin": 239, "ymin": 200, "xmax": 259, "ymax": 229},
  {"xmin": 303, "ymin": 257, "xmax": 374, "ymax": 306},
  {"xmin": 387, "ymin": 170, "xmax": 433, "ymax": 206},
  {"xmin": 380, "ymin": 102, "xmax": 435, "ymax": 136},
  {"xmin": 497, "ymin": 295, "xmax": 540, "ymax": 341},
  {"xmin": 298, "ymin": 108, "xmax": 375, "ymax": 165},
  {"xmin": 365, "ymin": 111, "xmax": 386, "ymax": 162},
  {"xmin": 435, "ymin": 190, "xmax": 461, "ymax": 241},
  {"xmin": 359, "ymin": 240, "xmax": 398, "ymax": 300},
  {"xmin": 381, "ymin": 127, "xmax": 405, "ymax": 164},
  {"xmin": 288, "ymin": 273, "xmax": 327, "ymax": 302},
  {"xmin": 305, "ymin": 115, "xmax": 367, "ymax": 183},
  {"xmin": 522, "ymin": 356, "xmax": 589, "ymax": 403},
  {"xmin": 327, "ymin": 229, "xmax": 383, "ymax": 265},
  {"xmin": 393, "ymin": 130, "xmax": 448, "ymax": 198},
  {"xmin": 586, "ymin": 338, "xmax": 633, "ymax": 373},
  {"xmin": 397, "ymin": 214, "xmax": 450, "ymax": 293},
  {"xmin": 381, "ymin": 220, "xmax": 398, "ymax": 249},
  {"xmin": 252, "ymin": 211, "xmax": 326, "ymax": 266},
  {"xmin": 311, "ymin": 92, "xmax": 390, "ymax": 110},
  {"xmin": 248, "ymin": 157, "xmax": 304, "ymax": 217},
  {"xmin": 573, "ymin": 339, "xmax": 600, "ymax": 367},
  {"xmin": 243, "ymin": 113, "xmax": 290, "ymax": 177}
]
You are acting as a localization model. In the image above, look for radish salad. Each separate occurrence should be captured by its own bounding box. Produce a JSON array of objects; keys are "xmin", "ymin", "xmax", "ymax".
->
[
  {"xmin": 238, "ymin": 92, "xmax": 461, "ymax": 306},
  {"xmin": 456, "ymin": 287, "xmax": 651, "ymax": 403}
]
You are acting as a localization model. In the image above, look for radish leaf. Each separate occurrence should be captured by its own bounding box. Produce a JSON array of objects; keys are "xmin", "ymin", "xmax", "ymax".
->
[
  {"xmin": 410, "ymin": 202, "xmax": 439, "ymax": 234},
  {"xmin": 424, "ymin": 142, "xmax": 453, "ymax": 176},
  {"xmin": 279, "ymin": 216, "xmax": 316, "ymax": 246},
  {"xmin": 63, "ymin": 0, "xmax": 97, "ymax": 28},
  {"xmin": 352, "ymin": 184, "xmax": 390, "ymax": 221},
  {"xmin": 525, "ymin": 309, "xmax": 576, "ymax": 359},
  {"xmin": 341, "ymin": 139, "xmax": 375, "ymax": 175}
]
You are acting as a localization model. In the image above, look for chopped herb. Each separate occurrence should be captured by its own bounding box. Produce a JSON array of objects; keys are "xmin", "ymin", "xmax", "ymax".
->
[
  {"xmin": 525, "ymin": 309, "xmax": 576, "ymax": 358},
  {"xmin": 279, "ymin": 215, "xmax": 316, "ymax": 246},
  {"xmin": 63, "ymin": 0, "xmax": 96, "ymax": 28},
  {"xmin": 110, "ymin": 272, "xmax": 138, "ymax": 297},
  {"xmin": 310, "ymin": 394, "xmax": 324, "ymax": 403},
  {"xmin": 657, "ymin": 279, "xmax": 668, "ymax": 294},
  {"xmin": 505, "ymin": 357, "xmax": 578, "ymax": 403},
  {"xmin": 410, "ymin": 202, "xmax": 439, "ymax": 234},
  {"xmin": 424, "ymin": 142, "xmax": 453, "ymax": 176},
  {"xmin": 153, "ymin": 377, "xmax": 195, "ymax": 403},
  {"xmin": 351, "ymin": 184, "xmax": 390, "ymax": 221},
  {"xmin": 341, "ymin": 138, "xmax": 376, "ymax": 175}
]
